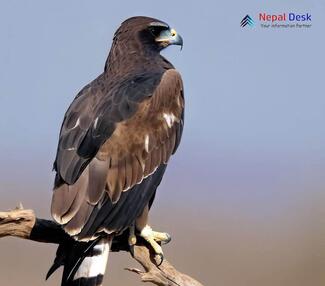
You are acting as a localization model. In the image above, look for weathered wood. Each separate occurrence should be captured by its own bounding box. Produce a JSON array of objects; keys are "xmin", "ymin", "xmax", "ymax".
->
[
  {"xmin": 127, "ymin": 244, "xmax": 204, "ymax": 286},
  {"xmin": 0, "ymin": 206, "xmax": 203, "ymax": 286},
  {"xmin": 0, "ymin": 205, "xmax": 35, "ymax": 239}
]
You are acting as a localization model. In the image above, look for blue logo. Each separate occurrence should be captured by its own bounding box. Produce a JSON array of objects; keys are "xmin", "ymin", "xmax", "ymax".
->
[{"xmin": 241, "ymin": 15, "xmax": 254, "ymax": 27}]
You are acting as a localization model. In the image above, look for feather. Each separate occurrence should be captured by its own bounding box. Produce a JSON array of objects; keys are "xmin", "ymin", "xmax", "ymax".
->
[
  {"xmin": 106, "ymin": 155, "xmax": 120, "ymax": 203},
  {"xmin": 87, "ymin": 158, "xmax": 108, "ymax": 205},
  {"xmin": 124, "ymin": 155, "xmax": 133, "ymax": 190},
  {"xmin": 64, "ymin": 201, "xmax": 93, "ymax": 236}
]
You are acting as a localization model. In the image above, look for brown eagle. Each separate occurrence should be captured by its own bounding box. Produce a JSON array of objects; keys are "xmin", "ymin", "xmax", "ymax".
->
[{"xmin": 47, "ymin": 16, "xmax": 184, "ymax": 286}]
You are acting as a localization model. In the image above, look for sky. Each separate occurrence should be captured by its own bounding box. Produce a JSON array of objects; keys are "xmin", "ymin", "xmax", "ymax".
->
[{"xmin": 0, "ymin": 1, "xmax": 324, "ymax": 286}]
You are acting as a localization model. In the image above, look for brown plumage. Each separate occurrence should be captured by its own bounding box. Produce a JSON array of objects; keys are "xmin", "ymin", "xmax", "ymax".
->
[
  {"xmin": 51, "ymin": 17, "xmax": 184, "ymax": 243},
  {"xmin": 50, "ymin": 18, "xmax": 184, "ymax": 282}
]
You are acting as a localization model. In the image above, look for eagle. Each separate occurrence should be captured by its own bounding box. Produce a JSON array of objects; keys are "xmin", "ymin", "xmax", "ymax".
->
[{"xmin": 47, "ymin": 16, "xmax": 184, "ymax": 286}]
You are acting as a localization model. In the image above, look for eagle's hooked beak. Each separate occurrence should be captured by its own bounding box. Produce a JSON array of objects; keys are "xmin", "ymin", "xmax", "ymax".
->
[{"xmin": 156, "ymin": 28, "xmax": 183, "ymax": 50}]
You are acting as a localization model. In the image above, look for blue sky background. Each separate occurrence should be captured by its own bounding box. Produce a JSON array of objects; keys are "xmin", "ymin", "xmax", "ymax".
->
[{"xmin": 0, "ymin": 1, "xmax": 324, "ymax": 285}]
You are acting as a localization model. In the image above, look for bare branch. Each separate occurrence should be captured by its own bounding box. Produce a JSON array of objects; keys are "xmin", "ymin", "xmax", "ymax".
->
[
  {"xmin": 127, "ymin": 244, "xmax": 204, "ymax": 286},
  {"xmin": 0, "ymin": 207, "xmax": 203, "ymax": 286},
  {"xmin": 0, "ymin": 208, "xmax": 35, "ymax": 239}
]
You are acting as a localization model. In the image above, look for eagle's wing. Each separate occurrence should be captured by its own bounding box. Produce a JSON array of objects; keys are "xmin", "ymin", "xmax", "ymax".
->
[
  {"xmin": 51, "ymin": 69, "xmax": 184, "ymax": 239},
  {"xmin": 54, "ymin": 72, "xmax": 163, "ymax": 185}
]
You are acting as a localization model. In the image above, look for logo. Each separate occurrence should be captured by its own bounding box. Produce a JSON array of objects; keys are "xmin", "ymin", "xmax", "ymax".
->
[
  {"xmin": 240, "ymin": 15, "xmax": 254, "ymax": 27},
  {"xmin": 240, "ymin": 12, "xmax": 312, "ymax": 29},
  {"xmin": 259, "ymin": 12, "xmax": 311, "ymax": 22}
]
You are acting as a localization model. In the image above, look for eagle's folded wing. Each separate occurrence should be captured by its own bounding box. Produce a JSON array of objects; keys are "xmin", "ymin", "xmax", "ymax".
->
[{"xmin": 51, "ymin": 69, "xmax": 184, "ymax": 239}]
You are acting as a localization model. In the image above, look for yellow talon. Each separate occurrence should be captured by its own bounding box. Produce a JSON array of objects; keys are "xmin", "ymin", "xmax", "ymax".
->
[
  {"xmin": 152, "ymin": 231, "xmax": 171, "ymax": 244},
  {"xmin": 139, "ymin": 225, "xmax": 171, "ymax": 265}
]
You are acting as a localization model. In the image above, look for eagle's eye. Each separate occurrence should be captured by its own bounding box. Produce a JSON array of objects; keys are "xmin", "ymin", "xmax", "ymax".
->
[
  {"xmin": 147, "ymin": 21, "xmax": 170, "ymax": 39},
  {"xmin": 148, "ymin": 26, "xmax": 168, "ymax": 37}
]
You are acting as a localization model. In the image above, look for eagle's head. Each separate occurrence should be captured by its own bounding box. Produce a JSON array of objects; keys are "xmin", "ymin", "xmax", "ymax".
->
[{"xmin": 114, "ymin": 16, "xmax": 183, "ymax": 52}]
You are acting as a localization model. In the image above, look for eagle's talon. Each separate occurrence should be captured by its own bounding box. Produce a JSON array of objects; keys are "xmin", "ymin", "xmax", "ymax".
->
[
  {"xmin": 129, "ymin": 244, "xmax": 135, "ymax": 257},
  {"xmin": 160, "ymin": 232, "xmax": 171, "ymax": 245},
  {"xmin": 151, "ymin": 230, "xmax": 171, "ymax": 244},
  {"xmin": 138, "ymin": 224, "xmax": 170, "ymax": 264},
  {"xmin": 155, "ymin": 253, "xmax": 164, "ymax": 266}
]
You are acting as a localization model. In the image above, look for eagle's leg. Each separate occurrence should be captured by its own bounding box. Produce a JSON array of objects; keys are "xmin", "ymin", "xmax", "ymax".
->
[
  {"xmin": 128, "ymin": 222, "xmax": 137, "ymax": 256},
  {"xmin": 135, "ymin": 205, "xmax": 171, "ymax": 265}
]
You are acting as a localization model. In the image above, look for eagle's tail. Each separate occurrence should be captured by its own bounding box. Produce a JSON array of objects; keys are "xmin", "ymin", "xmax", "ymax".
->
[{"xmin": 47, "ymin": 236, "xmax": 111, "ymax": 286}]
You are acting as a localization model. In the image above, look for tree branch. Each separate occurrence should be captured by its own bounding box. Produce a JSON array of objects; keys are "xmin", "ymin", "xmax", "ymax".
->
[{"xmin": 0, "ymin": 205, "xmax": 203, "ymax": 286}]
